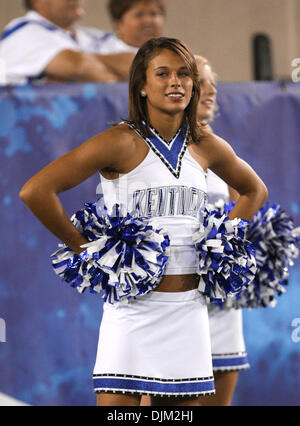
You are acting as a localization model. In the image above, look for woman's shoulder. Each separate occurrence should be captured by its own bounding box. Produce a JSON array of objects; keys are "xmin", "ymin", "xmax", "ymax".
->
[
  {"xmin": 89, "ymin": 122, "xmax": 146, "ymax": 169},
  {"xmin": 93, "ymin": 122, "xmax": 138, "ymax": 149},
  {"xmin": 100, "ymin": 122, "xmax": 135, "ymax": 138},
  {"xmin": 191, "ymin": 127, "xmax": 235, "ymax": 169},
  {"xmin": 196, "ymin": 125, "xmax": 231, "ymax": 150}
]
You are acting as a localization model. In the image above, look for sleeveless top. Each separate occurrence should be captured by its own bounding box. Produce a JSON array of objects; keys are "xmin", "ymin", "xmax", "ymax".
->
[
  {"xmin": 97, "ymin": 125, "xmax": 208, "ymax": 275},
  {"xmin": 206, "ymin": 169, "xmax": 229, "ymax": 204}
]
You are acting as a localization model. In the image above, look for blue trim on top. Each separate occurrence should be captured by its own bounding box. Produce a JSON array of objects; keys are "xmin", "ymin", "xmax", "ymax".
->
[
  {"xmin": 96, "ymin": 31, "xmax": 114, "ymax": 43},
  {"xmin": 27, "ymin": 72, "xmax": 47, "ymax": 84},
  {"xmin": 124, "ymin": 121, "xmax": 189, "ymax": 179},
  {"xmin": 1, "ymin": 20, "xmax": 60, "ymax": 41}
]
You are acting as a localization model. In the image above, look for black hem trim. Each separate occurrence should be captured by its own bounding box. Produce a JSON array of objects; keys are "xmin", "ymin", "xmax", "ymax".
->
[
  {"xmin": 94, "ymin": 389, "xmax": 216, "ymax": 397},
  {"xmin": 93, "ymin": 373, "xmax": 214, "ymax": 382},
  {"xmin": 212, "ymin": 351, "xmax": 248, "ymax": 357},
  {"xmin": 213, "ymin": 365, "xmax": 250, "ymax": 372}
]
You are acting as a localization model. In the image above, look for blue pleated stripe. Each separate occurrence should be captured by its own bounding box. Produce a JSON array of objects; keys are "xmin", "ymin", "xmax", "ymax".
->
[
  {"xmin": 93, "ymin": 377, "xmax": 215, "ymax": 394},
  {"xmin": 212, "ymin": 355, "xmax": 249, "ymax": 368}
]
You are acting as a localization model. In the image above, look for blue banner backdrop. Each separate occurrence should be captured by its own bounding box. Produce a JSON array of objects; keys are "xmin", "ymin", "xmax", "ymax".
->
[{"xmin": 0, "ymin": 81, "xmax": 299, "ymax": 406}]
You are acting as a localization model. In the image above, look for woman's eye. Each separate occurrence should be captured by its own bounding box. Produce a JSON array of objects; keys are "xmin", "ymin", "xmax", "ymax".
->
[
  {"xmin": 157, "ymin": 72, "xmax": 167, "ymax": 77},
  {"xmin": 151, "ymin": 12, "xmax": 161, "ymax": 17},
  {"xmin": 133, "ymin": 12, "xmax": 144, "ymax": 19}
]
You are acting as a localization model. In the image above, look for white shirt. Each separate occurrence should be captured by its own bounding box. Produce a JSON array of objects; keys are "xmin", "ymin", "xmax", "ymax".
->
[
  {"xmin": 0, "ymin": 11, "xmax": 137, "ymax": 85},
  {"xmin": 206, "ymin": 169, "xmax": 229, "ymax": 204},
  {"xmin": 99, "ymin": 123, "xmax": 208, "ymax": 275}
]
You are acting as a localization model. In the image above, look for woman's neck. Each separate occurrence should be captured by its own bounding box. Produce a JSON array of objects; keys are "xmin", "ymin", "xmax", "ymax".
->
[{"xmin": 148, "ymin": 111, "xmax": 184, "ymax": 141}]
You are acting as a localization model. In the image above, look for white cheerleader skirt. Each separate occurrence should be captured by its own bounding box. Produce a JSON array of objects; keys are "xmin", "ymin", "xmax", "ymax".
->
[
  {"xmin": 93, "ymin": 289, "xmax": 215, "ymax": 397},
  {"xmin": 208, "ymin": 305, "xmax": 250, "ymax": 372}
]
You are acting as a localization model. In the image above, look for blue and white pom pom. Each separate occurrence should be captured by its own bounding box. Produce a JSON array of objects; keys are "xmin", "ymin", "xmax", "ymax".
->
[
  {"xmin": 243, "ymin": 203, "xmax": 300, "ymax": 308},
  {"xmin": 51, "ymin": 201, "xmax": 170, "ymax": 303},
  {"xmin": 212, "ymin": 201, "xmax": 300, "ymax": 309},
  {"xmin": 193, "ymin": 206, "xmax": 256, "ymax": 302}
]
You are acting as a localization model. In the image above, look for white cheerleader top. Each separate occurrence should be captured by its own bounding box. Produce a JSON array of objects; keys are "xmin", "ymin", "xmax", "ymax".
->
[
  {"xmin": 98, "ymin": 123, "xmax": 207, "ymax": 275},
  {"xmin": 206, "ymin": 169, "xmax": 229, "ymax": 204}
]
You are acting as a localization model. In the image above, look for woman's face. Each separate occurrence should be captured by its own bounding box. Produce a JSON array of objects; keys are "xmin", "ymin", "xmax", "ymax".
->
[
  {"xmin": 141, "ymin": 48, "xmax": 194, "ymax": 121},
  {"xmin": 115, "ymin": 0, "xmax": 164, "ymax": 48},
  {"xmin": 196, "ymin": 63, "xmax": 217, "ymax": 121}
]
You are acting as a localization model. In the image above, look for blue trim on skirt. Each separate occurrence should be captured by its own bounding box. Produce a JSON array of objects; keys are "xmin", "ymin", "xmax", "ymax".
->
[
  {"xmin": 93, "ymin": 374, "xmax": 215, "ymax": 396},
  {"xmin": 212, "ymin": 354, "xmax": 249, "ymax": 369}
]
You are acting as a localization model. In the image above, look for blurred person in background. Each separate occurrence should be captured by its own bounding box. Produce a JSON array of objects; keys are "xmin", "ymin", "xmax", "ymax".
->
[
  {"xmin": 195, "ymin": 55, "xmax": 248, "ymax": 407},
  {"xmin": 0, "ymin": 0, "xmax": 165, "ymax": 84},
  {"xmin": 107, "ymin": 0, "xmax": 165, "ymax": 49}
]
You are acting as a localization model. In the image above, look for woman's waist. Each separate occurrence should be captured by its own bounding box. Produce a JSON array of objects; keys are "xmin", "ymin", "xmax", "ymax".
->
[
  {"xmin": 163, "ymin": 245, "xmax": 197, "ymax": 276},
  {"xmin": 153, "ymin": 273, "xmax": 199, "ymax": 292}
]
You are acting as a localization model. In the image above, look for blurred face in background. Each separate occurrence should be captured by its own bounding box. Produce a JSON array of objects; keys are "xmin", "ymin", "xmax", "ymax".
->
[
  {"xmin": 196, "ymin": 58, "xmax": 217, "ymax": 122},
  {"xmin": 33, "ymin": 0, "xmax": 85, "ymax": 29},
  {"xmin": 114, "ymin": 0, "xmax": 165, "ymax": 48}
]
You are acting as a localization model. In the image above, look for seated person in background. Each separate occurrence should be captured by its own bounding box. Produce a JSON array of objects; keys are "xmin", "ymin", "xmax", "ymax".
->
[
  {"xmin": 0, "ymin": 0, "xmax": 164, "ymax": 84},
  {"xmin": 107, "ymin": 0, "xmax": 165, "ymax": 49}
]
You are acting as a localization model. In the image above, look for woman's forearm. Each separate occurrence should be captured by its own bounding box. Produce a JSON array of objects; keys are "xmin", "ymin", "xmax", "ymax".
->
[
  {"xmin": 19, "ymin": 186, "xmax": 88, "ymax": 255},
  {"xmin": 94, "ymin": 52, "xmax": 135, "ymax": 80},
  {"xmin": 228, "ymin": 185, "xmax": 268, "ymax": 221}
]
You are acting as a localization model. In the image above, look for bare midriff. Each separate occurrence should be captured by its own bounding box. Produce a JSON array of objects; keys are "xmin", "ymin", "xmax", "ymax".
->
[{"xmin": 153, "ymin": 274, "xmax": 199, "ymax": 292}]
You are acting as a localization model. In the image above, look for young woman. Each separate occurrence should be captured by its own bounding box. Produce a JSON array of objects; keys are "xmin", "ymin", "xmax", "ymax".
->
[
  {"xmin": 193, "ymin": 55, "xmax": 248, "ymax": 406},
  {"xmin": 19, "ymin": 37, "xmax": 267, "ymax": 406}
]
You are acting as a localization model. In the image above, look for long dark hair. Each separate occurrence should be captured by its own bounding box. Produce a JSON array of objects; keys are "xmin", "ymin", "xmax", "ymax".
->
[{"xmin": 128, "ymin": 37, "xmax": 202, "ymax": 143}]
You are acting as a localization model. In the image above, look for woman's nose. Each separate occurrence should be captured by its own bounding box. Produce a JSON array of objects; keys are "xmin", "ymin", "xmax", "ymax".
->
[
  {"xmin": 170, "ymin": 72, "xmax": 181, "ymax": 86},
  {"xmin": 202, "ymin": 81, "xmax": 216, "ymax": 95},
  {"xmin": 141, "ymin": 13, "xmax": 155, "ymax": 26},
  {"xmin": 208, "ymin": 82, "xmax": 217, "ymax": 94}
]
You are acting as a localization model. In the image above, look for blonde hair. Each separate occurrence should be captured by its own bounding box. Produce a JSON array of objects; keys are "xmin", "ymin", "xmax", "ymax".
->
[
  {"xmin": 194, "ymin": 55, "xmax": 210, "ymax": 68},
  {"xmin": 194, "ymin": 54, "xmax": 219, "ymax": 121}
]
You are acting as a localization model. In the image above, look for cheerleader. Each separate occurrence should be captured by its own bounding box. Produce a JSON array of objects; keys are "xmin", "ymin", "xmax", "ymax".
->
[
  {"xmin": 19, "ymin": 38, "xmax": 267, "ymax": 406},
  {"xmin": 193, "ymin": 55, "xmax": 248, "ymax": 406}
]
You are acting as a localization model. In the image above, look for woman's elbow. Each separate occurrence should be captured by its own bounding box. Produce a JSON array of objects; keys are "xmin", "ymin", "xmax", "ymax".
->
[
  {"xmin": 257, "ymin": 181, "xmax": 268, "ymax": 206},
  {"xmin": 19, "ymin": 181, "xmax": 35, "ymax": 205},
  {"xmin": 19, "ymin": 180, "xmax": 44, "ymax": 207}
]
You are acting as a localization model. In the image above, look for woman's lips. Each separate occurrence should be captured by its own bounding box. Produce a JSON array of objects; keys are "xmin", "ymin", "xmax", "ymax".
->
[
  {"xmin": 166, "ymin": 92, "xmax": 184, "ymax": 101},
  {"xmin": 201, "ymin": 99, "xmax": 214, "ymax": 107}
]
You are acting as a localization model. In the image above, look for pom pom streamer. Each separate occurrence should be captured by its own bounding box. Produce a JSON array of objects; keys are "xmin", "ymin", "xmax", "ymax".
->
[
  {"xmin": 193, "ymin": 206, "xmax": 256, "ymax": 302},
  {"xmin": 51, "ymin": 202, "xmax": 170, "ymax": 303},
  {"xmin": 241, "ymin": 203, "xmax": 300, "ymax": 309},
  {"xmin": 209, "ymin": 201, "xmax": 300, "ymax": 309}
]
